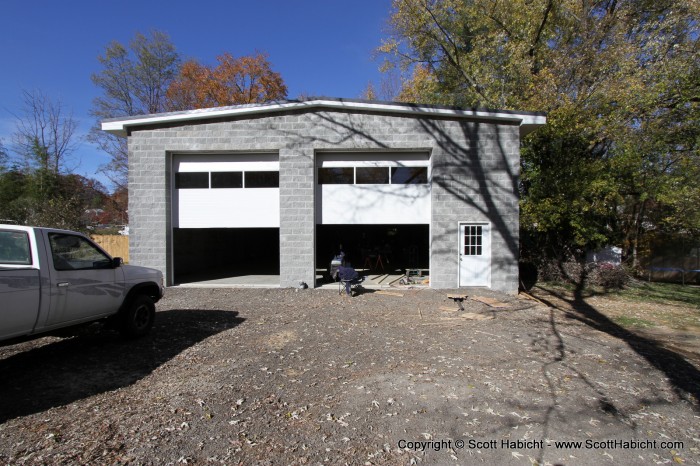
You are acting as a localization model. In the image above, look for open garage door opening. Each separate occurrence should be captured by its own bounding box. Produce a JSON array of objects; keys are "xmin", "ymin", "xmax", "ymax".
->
[
  {"xmin": 171, "ymin": 152, "xmax": 281, "ymax": 286},
  {"xmin": 316, "ymin": 224, "xmax": 429, "ymax": 286},
  {"xmin": 173, "ymin": 228, "xmax": 280, "ymax": 285}
]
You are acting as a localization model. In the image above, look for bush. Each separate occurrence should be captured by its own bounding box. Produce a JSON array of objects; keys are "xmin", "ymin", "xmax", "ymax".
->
[
  {"xmin": 586, "ymin": 262, "xmax": 630, "ymax": 289},
  {"xmin": 533, "ymin": 259, "xmax": 630, "ymax": 289},
  {"xmin": 536, "ymin": 260, "xmax": 585, "ymax": 283}
]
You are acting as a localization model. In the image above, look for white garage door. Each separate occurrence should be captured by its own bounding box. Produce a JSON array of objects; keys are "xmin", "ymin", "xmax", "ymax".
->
[
  {"xmin": 172, "ymin": 153, "xmax": 280, "ymax": 228},
  {"xmin": 316, "ymin": 152, "xmax": 431, "ymax": 225}
]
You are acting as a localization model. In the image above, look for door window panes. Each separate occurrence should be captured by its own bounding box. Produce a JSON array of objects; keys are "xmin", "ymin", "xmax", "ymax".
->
[
  {"xmin": 211, "ymin": 172, "xmax": 243, "ymax": 188},
  {"xmin": 176, "ymin": 172, "xmax": 209, "ymax": 189},
  {"xmin": 245, "ymin": 171, "xmax": 279, "ymax": 188},
  {"xmin": 463, "ymin": 225, "xmax": 483, "ymax": 256},
  {"xmin": 391, "ymin": 167, "xmax": 428, "ymax": 184},
  {"xmin": 319, "ymin": 167, "xmax": 354, "ymax": 184},
  {"xmin": 356, "ymin": 167, "xmax": 389, "ymax": 184}
]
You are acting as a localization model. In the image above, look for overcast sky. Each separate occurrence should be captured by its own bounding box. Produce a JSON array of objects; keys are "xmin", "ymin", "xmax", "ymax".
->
[{"xmin": 0, "ymin": 0, "xmax": 394, "ymax": 190}]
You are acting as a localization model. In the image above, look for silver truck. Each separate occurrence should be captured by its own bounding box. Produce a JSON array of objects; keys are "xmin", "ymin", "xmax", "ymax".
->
[{"xmin": 0, "ymin": 225, "xmax": 164, "ymax": 343}]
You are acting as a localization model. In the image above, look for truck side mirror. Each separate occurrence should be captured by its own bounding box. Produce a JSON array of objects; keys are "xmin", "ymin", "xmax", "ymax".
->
[{"xmin": 112, "ymin": 257, "xmax": 123, "ymax": 268}]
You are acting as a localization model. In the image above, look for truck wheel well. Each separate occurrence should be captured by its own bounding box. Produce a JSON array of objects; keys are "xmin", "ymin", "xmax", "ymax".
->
[{"xmin": 121, "ymin": 282, "xmax": 162, "ymax": 311}]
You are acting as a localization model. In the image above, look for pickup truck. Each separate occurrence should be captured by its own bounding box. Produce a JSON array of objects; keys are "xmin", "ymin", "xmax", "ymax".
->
[{"xmin": 0, "ymin": 225, "xmax": 164, "ymax": 343}]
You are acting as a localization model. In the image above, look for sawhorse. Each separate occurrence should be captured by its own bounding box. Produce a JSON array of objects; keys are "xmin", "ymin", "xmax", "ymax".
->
[{"xmin": 447, "ymin": 294, "xmax": 468, "ymax": 311}]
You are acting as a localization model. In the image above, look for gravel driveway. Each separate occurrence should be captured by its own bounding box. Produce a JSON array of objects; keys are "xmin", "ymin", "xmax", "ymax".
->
[{"xmin": 1, "ymin": 287, "xmax": 698, "ymax": 465}]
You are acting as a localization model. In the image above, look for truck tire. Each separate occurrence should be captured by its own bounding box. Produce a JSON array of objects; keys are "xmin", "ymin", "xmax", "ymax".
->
[{"xmin": 119, "ymin": 294, "xmax": 155, "ymax": 338}]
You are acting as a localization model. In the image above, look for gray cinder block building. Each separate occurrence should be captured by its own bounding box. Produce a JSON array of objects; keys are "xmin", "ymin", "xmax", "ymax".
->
[{"xmin": 102, "ymin": 99, "xmax": 545, "ymax": 294}]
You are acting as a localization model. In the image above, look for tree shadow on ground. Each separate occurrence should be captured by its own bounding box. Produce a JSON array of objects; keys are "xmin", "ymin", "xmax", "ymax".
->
[
  {"xmin": 0, "ymin": 309, "xmax": 244, "ymax": 423},
  {"xmin": 533, "ymin": 283, "xmax": 700, "ymax": 407}
]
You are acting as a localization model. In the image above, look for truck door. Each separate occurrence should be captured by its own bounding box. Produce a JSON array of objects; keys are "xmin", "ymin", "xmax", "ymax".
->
[
  {"xmin": 45, "ymin": 232, "xmax": 125, "ymax": 325},
  {"xmin": 0, "ymin": 229, "xmax": 41, "ymax": 340}
]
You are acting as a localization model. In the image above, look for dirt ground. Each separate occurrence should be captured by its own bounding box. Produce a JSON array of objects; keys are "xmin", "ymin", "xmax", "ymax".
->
[{"xmin": 1, "ymin": 286, "xmax": 699, "ymax": 465}]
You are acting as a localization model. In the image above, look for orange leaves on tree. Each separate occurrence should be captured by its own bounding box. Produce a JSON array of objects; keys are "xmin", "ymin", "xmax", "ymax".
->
[{"xmin": 166, "ymin": 52, "xmax": 287, "ymax": 111}]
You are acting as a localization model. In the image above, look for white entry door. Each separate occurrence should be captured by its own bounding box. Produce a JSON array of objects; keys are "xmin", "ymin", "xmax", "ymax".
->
[{"xmin": 459, "ymin": 223, "xmax": 491, "ymax": 287}]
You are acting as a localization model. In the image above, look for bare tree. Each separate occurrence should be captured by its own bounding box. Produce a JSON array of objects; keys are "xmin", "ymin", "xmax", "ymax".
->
[
  {"xmin": 11, "ymin": 89, "xmax": 79, "ymax": 174},
  {"xmin": 0, "ymin": 140, "xmax": 7, "ymax": 171},
  {"xmin": 89, "ymin": 30, "xmax": 180, "ymax": 189}
]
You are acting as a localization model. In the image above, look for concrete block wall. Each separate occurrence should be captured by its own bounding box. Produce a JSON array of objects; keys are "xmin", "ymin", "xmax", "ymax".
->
[
  {"xmin": 279, "ymin": 148, "xmax": 316, "ymax": 288},
  {"xmin": 429, "ymin": 121, "xmax": 521, "ymax": 293},
  {"xmin": 127, "ymin": 136, "xmax": 170, "ymax": 275},
  {"xmin": 127, "ymin": 109, "xmax": 521, "ymax": 293}
]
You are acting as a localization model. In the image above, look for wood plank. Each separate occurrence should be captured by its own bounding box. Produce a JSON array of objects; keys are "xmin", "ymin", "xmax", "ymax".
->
[
  {"xmin": 440, "ymin": 306, "xmax": 460, "ymax": 312},
  {"xmin": 458, "ymin": 312, "xmax": 494, "ymax": 320},
  {"xmin": 376, "ymin": 274, "xmax": 391, "ymax": 284},
  {"xmin": 518, "ymin": 291, "xmax": 549, "ymax": 306},
  {"xmin": 376, "ymin": 290, "xmax": 404, "ymax": 297},
  {"xmin": 471, "ymin": 296, "xmax": 510, "ymax": 308},
  {"xmin": 388, "ymin": 275, "xmax": 404, "ymax": 285}
]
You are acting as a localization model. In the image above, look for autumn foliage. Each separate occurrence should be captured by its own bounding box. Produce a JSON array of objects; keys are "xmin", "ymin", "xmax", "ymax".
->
[{"xmin": 166, "ymin": 52, "xmax": 287, "ymax": 110}]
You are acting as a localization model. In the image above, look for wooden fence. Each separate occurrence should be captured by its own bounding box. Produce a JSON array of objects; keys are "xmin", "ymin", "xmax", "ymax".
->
[{"xmin": 92, "ymin": 235, "xmax": 129, "ymax": 263}]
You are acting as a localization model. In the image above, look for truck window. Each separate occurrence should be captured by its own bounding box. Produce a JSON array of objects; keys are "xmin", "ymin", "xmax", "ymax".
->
[
  {"xmin": 0, "ymin": 230, "xmax": 32, "ymax": 265},
  {"xmin": 48, "ymin": 233, "xmax": 112, "ymax": 270}
]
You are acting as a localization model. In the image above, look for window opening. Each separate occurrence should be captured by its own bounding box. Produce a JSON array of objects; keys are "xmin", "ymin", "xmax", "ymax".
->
[
  {"xmin": 0, "ymin": 230, "xmax": 32, "ymax": 265},
  {"xmin": 49, "ymin": 233, "xmax": 112, "ymax": 270},
  {"xmin": 176, "ymin": 172, "xmax": 209, "ymax": 189},
  {"xmin": 356, "ymin": 167, "xmax": 389, "ymax": 184},
  {"xmin": 463, "ymin": 225, "xmax": 483, "ymax": 256},
  {"xmin": 391, "ymin": 167, "xmax": 428, "ymax": 184},
  {"xmin": 211, "ymin": 172, "xmax": 243, "ymax": 188},
  {"xmin": 319, "ymin": 167, "xmax": 354, "ymax": 184},
  {"xmin": 245, "ymin": 171, "xmax": 279, "ymax": 188}
]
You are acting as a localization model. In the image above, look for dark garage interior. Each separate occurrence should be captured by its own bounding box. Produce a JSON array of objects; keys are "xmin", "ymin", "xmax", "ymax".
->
[
  {"xmin": 173, "ymin": 228, "xmax": 280, "ymax": 284},
  {"xmin": 316, "ymin": 224, "xmax": 429, "ymax": 280}
]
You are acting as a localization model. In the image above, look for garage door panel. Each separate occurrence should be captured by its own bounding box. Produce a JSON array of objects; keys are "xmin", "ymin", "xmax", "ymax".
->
[
  {"xmin": 316, "ymin": 152, "xmax": 431, "ymax": 225},
  {"xmin": 173, "ymin": 153, "xmax": 280, "ymax": 229},
  {"xmin": 175, "ymin": 153, "xmax": 279, "ymax": 171},
  {"xmin": 318, "ymin": 184, "xmax": 430, "ymax": 224},
  {"xmin": 176, "ymin": 189, "xmax": 279, "ymax": 228}
]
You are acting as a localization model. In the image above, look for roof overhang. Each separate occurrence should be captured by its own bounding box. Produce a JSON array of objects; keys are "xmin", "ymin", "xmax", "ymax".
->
[{"xmin": 101, "ymin": 99, "xmax": 546, "ymax": 138}]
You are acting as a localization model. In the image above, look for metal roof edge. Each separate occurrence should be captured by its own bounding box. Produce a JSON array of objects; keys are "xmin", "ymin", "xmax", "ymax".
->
[{"xmin": 101, "ymin": 99, "xmax": 546, "ymax": 137}]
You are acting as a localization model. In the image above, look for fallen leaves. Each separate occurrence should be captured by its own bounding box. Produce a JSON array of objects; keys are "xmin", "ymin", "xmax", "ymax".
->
[{"xmin": 1, "ymin": 287, "xmax": 698, "ymax": 465}]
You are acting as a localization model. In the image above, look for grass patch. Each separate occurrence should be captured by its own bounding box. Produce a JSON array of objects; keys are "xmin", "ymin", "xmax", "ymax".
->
[
  {"xmin": 536, "ymin": 281, "xmax": 700, "ymax": 308},
  {"xmin": 535, "ymin": 281, "xmax": 700, "ymax": 332},
  {"xmin": 611, "ymin": 282, "xmax": 700, "ymax": 308},
  {"xmin": 611, "ymin": 315, "xmax": 656, "ymax": 329}
]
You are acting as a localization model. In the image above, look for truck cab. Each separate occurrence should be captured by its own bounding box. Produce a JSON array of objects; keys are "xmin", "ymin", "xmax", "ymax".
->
[{"xmin": 0, "ymin": 225, "xmax": 164, "ymax": 343}]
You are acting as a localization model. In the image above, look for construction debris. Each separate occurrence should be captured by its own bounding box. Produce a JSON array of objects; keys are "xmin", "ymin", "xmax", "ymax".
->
[
  {"xmin": 471, "ymin": 296, "xmax": 510, "ymax": 308},
  {"xmin": 375, "ymin": 290, "xmax": 404, "ymax": 297},
  {"xmin": 439, "ymin": 306, "xmax": 460, "ymax": 312},
  {"xmin": 446, "ymin": 294, "xmax": 469, "ymax": 311},
  {"xmin": 458, "ymin": 312, "xmax": 494, "ymax": 320}
]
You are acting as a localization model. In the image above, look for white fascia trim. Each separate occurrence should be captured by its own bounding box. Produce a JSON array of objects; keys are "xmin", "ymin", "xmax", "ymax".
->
[{"xmin": 101, "ymin": 100, "xmax": 546, "ymax": 137}]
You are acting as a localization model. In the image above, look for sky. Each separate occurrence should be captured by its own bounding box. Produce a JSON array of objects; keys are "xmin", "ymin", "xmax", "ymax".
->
[{"xmin": 0, "ymin": 0, "xmax": 395, "ymax": 191}]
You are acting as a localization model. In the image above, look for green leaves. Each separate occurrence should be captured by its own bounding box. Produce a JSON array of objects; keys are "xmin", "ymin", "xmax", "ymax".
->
[
  {"xmin": 0, "ymin": 170, "xmax": 107, "ymax": 232},
  {"xmin": 381, "ymin": 0, "xmax": 700, "ymax": 262}
]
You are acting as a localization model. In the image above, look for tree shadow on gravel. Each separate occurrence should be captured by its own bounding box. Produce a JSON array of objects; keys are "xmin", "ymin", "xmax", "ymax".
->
[
  {"xmin": 534, "ymin": 284, "xmax": 700, "ymax": 408},
  {"xmin": 0, "ymin": 309, "xmax": 244, "ymax": 423},
  {"xmin": 524, "ymin": 284, "xmax": 700, "ymax": 465}
]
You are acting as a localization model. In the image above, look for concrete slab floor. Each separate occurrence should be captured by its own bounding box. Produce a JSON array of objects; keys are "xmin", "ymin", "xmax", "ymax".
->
[
  {"xmin": 174, "ymin": 275, "xmax": 281, "ymax": 287},
  {"xmin": 173, "ymin": 270, "xmax": 430, "ymax": 289}
]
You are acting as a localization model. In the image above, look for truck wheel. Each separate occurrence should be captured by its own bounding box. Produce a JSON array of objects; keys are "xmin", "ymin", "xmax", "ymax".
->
[{"xmin": 119, "ymin": 295, "xmax": 155, "ymax": 338}]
